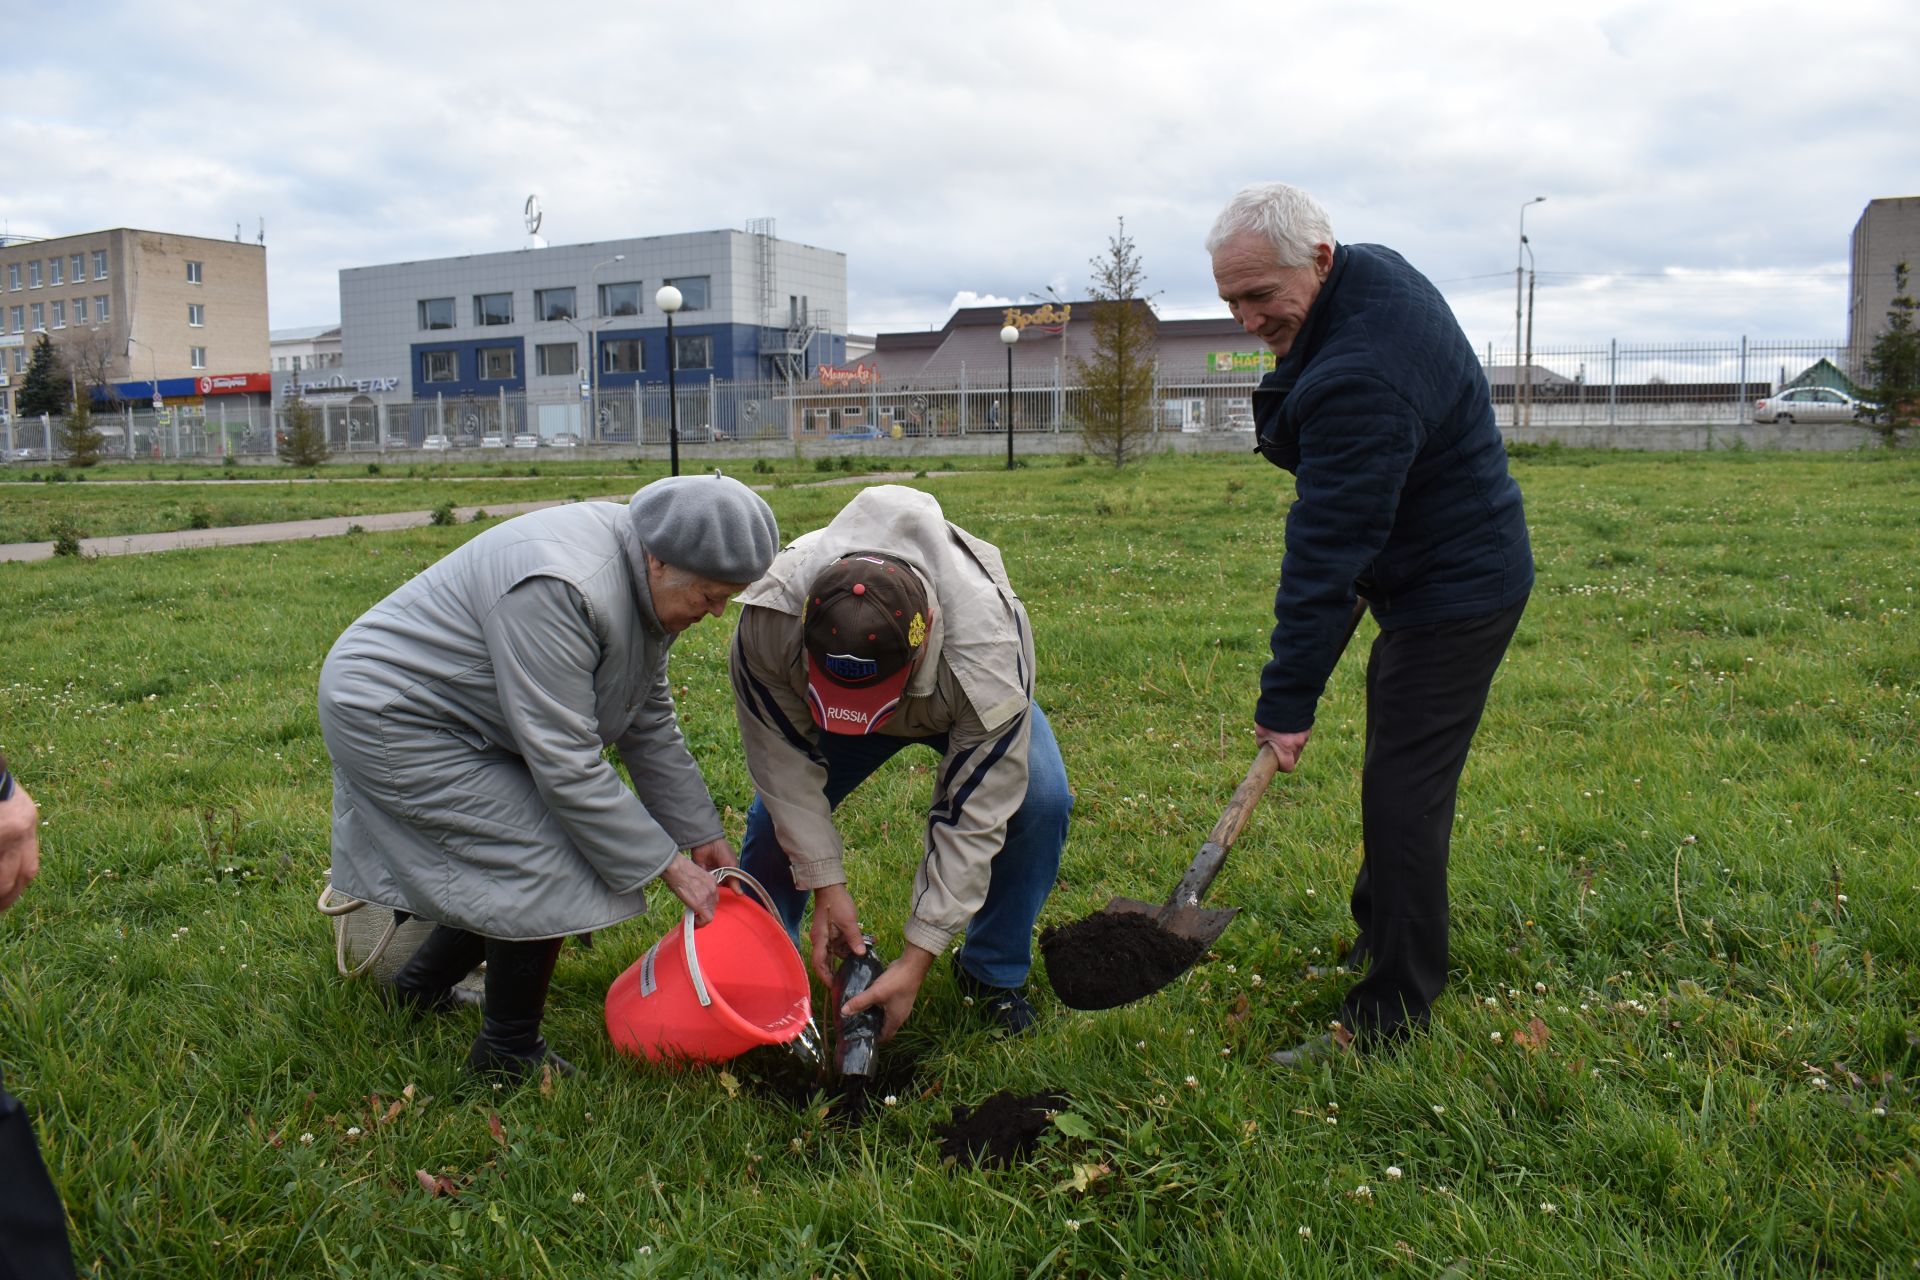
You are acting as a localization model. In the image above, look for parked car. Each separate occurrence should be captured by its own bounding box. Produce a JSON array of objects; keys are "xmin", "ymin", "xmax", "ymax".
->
[
  {"xmin": 828, "ymin": 424, "xmax": 883, "ymax": 441},
  {"xmin": 479, "ymin": 434, "xmax": 507, "ymax": 448},
  {"xmin": 546, "ymin": 433, "xmax": 580, "ymax": 448},
  {"xmin": 1752, "ymin": 387, "xmax": 1869, "ymax": 423},
  {"xmin": 510, "ymin": 433, "xmax": 541, "ymax": 449},
  {"xmin": 420, "ymin": 433, "xmax": 452, "ymax": 451}
]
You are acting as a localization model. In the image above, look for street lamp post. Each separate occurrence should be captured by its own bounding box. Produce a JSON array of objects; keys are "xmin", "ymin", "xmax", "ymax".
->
[
  {"xmin": 1520, "ymin": 235, "xmax": 1537, "ymax": 430},
  {"xmin": 128, "ymin": 336, "xmax": 161, "ymax": 459},
  {"xmin": 1000, "ymin": 324, "xmax": 1019, "ymax": 470},
  {"xmin": 1515, "ymin": 197, "xmax": 1545, "ymax": 425},
  {"xmin": 656, "ymin": 284, "xmax": 684, "ymax": 476},
  {"xmin": 588, "ymin": 254, "xmax": 625, "ymax": 443}
]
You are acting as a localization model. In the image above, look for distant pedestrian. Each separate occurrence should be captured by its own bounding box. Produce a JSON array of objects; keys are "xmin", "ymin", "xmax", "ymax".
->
[
  {"xmin": 1206, "ymin": 182, "xmax": 1533, "ymax": 1065},
  {"xmin": 318, "ymin": 475, "xmax": 779, "ymax": 1080}
]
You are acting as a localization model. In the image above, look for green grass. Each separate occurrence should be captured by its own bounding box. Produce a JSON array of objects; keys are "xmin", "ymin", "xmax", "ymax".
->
[{"xmin": 2, "ymin": 451, "xmax": 1916, "ymax": 1277}]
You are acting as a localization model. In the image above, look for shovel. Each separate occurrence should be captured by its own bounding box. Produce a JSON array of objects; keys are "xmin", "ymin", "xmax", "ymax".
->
[{"xmin": 1041, "ymin": 601, "xmax": 1368, "ymax": 1011}]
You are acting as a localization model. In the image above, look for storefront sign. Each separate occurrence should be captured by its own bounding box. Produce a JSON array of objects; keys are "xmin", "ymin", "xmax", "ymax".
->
[
  {"xmin": 198, "ymin": 373, "xmax": 273, "ymax": 396},
  {"xmin": 290, "ymin": 374, "xmax": 401, "ymax": 397},
  {"xmin": 817, "ymin": 363, "xmax": 879, "ymax": 388},
  {"xmin": 1002, "ymin": 304, "xmax": 1071, "ymax": 332},
  {"xmin": 1206, "ymin": 351, "xmax": 1276, "ymax": 373}
]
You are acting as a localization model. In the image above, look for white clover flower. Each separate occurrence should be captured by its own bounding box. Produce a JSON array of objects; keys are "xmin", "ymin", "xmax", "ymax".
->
[
  {"xmin": 1353, "ymin": 1184, "xmax": 1373, "ymax": 1200},
  {"xmin": 883, "ymin": 1095, "xmax": 898, "ymax": 1107},
  {"xmin": 571, "ymin": 1191, "xmax": 586, "ymax": 1204},
  {"xmin": 1250, "ymin": 974, "xmax": 1264, "ymax": 987},
  {"xmin": 1184, "ymin": 1075, "xmax": 1199, "ymax": 1088},
  {"xmin": 1540, "ymin": 1202, "xmax": 1559, "ymax": 1215},
  {"xmin": 1871, "ymin": 1106, "xmax": 1887, "ymax": 1117},
  {"xmin": 345, "ymin": 1126, "xmax": 362, "ymax": 1137},
  {"xmin": 1386, "ymin": 1166, "xmax": 1403, "ymax": 1181},
  {"xmin": 1298, "ymin": 1226, "xmax": 1312, "ymax": 1238},
  {"xmin": 1534, "ymin": 982, "xmax": 1547, "ymax": 995},
  {"xmin": 1136, "ymin": 1040, "xmax": 1147, "ymax": 1050},
  {"xmin": 1065, "ymin": 1219, "xmax": 1080, "ymax": 1233},
  {"xmin": 299, "ymin": 1132, "xmax": 314, "ymax": 1146},
  {"xmin": 1811, "ymin": 1077, "xmax": 1829, "ymax": 1090},
  {"xmin": 1305, "ymin": 888, "xmax": 1317, "ymax": 897},
  {"xmin": 1431, "ymin": 1105, "xmax": 1445, "ymax": 1116},
  {"xmin": 1325, "ymin": 1116, "xmax": 1337, "ymax": 1126},
  {"xmin": 1491, "ymin": 1032, "xmax": 1503, "ymax": 1043},
  {"xmin": 1483, "ymin": 996, "xmax": 1498, "ymax": 1007}
]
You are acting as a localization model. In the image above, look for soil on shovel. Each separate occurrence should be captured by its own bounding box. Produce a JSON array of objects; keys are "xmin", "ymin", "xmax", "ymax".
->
[
  {"xmin": 1040, "ymin": 910, "xmax": 1208, "ymax": 1010},
  {"xmin": 934, "ymin": 1090, "xmax": 1071, "ymax": 1168}
]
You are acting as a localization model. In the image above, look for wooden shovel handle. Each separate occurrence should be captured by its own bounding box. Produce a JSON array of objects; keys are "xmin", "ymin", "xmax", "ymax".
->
[{"xmin": 1206, "ymin": 745, "xmax": 1282, "ymax": 850}]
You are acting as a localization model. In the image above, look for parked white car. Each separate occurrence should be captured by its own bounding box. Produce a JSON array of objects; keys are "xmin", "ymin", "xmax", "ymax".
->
[
  {"xmin": 1752, "ymin": 387, "xmax": 1869, "ymax": 423},
  {"xmin": 510, "ymin": 433, "xmax": 541, "ymax": 449},
  {"xmin": 420, "ymin": 433, "xmax": 452, "ymax": 451},
  {"xmin": 479, "ymin": 434, "xmax": 507, "ymax": 449}
]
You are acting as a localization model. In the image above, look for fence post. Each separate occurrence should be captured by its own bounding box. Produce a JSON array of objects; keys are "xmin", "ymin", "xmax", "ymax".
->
[
  {"xmin": 959, "ymin": 362, "xmax": 968, "ymax": 435},
  {"xmin": 1607, "ymin": 340, "xmax": 1617, "ymax": 426},
  {"xmin": 1737, "ymin": 336, "xmax": 1749, "ymax": 425}
]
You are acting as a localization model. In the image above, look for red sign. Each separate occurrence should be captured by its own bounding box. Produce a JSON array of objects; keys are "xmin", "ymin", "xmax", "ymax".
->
[
  {"xmin": 198, "ymin": 372, "xmax": 272, "ymax": 396},
  {"xmin": 817, "ymin": 363, "xmax": 879, "ymax": 389}
]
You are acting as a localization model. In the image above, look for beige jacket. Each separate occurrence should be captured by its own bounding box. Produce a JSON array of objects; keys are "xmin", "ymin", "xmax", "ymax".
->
[{"xmin": 730, "ymin": 486, "xmax": 1035, "ymax": 954}]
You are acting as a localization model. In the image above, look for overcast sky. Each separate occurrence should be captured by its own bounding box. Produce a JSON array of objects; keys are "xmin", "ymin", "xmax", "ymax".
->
[{"xmin": 6, "ymin": 0, "xmax": 1913, "ymax": 354}]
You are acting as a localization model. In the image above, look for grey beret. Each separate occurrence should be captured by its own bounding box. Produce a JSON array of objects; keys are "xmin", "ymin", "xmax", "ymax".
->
[{"xmin": 627, "ymin": 474, "xmax": 779, "ymax": 584}]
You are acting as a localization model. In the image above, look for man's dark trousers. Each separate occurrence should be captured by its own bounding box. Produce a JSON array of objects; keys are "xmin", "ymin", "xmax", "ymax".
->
[
  {"xmin": 1340, "ymin": 597, "xmax": 1526, "ymax": 1043},
  {"xmin": 0, "ymin": 1067, "xmax": 77, "ymax": 1280}
]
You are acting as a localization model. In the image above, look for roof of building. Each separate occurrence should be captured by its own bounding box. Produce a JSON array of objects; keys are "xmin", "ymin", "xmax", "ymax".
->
[{"xmin": 271, "ymin": 325, "xmax": 342, "ymax": 343}]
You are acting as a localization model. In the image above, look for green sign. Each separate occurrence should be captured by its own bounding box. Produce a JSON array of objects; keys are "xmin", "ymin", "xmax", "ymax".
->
[{"xmin": 1207, "ymin": 351, "xmax": 1277, "ymax": 373}]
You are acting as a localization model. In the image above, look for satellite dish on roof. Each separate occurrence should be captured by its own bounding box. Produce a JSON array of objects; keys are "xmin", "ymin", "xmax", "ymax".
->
[{"xmin": 524, "ymin": 194, "xmax": 543, "ymax": 237}]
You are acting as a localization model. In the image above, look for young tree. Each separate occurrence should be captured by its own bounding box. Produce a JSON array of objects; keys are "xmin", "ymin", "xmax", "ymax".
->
[
  {"xmin": 57, "ymin": 387, "xmax": 105, "ymax": 467},
  {"xmin": 1072, "ymin": 217, "xmax": 1159, "ymax": 468},
  {"xmin": 15, "ymin": 335, "xmax": 68, "ymax": 419},
  {"xmin": 1864, "ymin": 260, "xmax": 1918, "ymax": 441},
  {"xmin": 278, "ymin": 396, "xmax": 330, "ymax": 467}
]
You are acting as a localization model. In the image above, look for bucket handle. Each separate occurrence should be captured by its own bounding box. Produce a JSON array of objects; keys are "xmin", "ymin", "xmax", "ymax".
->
[{"xmin": 682, "ymin": 867, "xmax": 782, "ymax": 1009}]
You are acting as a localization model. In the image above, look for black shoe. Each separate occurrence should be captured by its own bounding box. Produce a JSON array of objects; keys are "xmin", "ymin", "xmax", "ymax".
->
[
  {"xmin": 952, "ymin": 960, "xmax": 1039, "ymax": 1037},
  {"xmin": 1266, "ymin": 1033, "xmax": 1353, "ymax": 1069},
  {"xmin": 466, "ymin": 937, "xmax": 573, "ymax": 1081},
  {"xmin": 389, "ymin": 924, "xmax": 487, "ymax": 1016}
]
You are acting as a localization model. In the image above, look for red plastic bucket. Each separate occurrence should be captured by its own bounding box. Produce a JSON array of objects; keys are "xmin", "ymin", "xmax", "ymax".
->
[{"xmin": 605, "ymin": 868, "xmax": 813, "ymax": 1064}]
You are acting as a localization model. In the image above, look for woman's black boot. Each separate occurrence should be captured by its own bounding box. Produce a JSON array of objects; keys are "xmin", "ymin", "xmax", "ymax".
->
[
  {"xmin": 388, "ymin": 924, "xmax": 486, "ymax": 1015},
  {"xmin": 466, "ymin": 937, "xmax": 576, "ymax": 1081}
]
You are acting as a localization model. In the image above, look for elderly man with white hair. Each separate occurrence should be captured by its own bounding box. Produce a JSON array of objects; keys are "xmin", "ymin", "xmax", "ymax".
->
[
  {"xmin": 1207, "ymin": 182, "xmax": 1533, "ymax": 1066},
  {"xmin": 318, "ymin": 474, "xmax": 780, "ymax": 1080}
]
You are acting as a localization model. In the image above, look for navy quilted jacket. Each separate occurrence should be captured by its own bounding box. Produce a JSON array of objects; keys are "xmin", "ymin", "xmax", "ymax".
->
[{"xmin": 1252, "ymin": 242, "xmax": 1532, "ymax": 733}]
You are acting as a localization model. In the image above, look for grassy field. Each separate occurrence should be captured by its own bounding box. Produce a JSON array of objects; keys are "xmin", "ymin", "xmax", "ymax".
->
[
  {"xmin": 0, "ymin": 453, "xmax": 955, "ymax": 543},
  {"xmin": 1, "ymin": 450, "xmax": 1915, "ymax": 1277}
]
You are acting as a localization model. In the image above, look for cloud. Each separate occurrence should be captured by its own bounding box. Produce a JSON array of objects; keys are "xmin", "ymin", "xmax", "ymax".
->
[{"xmin": 4, "ymin": 0, "xmax": 1914, "ymax": 348}]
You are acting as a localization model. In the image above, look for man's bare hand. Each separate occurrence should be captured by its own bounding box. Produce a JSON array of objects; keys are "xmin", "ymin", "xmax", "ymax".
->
[
  {"xmin": 808, "ymin": 883, "xmax": 865, "ymax": 986},
  {"xmin": 0, "ymin": 781, "xmax": 41, "ymax": 914},
  {"xmin": 1254, "ymin": 724, "xmax": 1312, "ymax": 773},
  {"xmin": 659, "ymin": 855, "xmax": 718, "ymax": 925},
  {"xmin": 840, "ymin": 943, "xmax": 934, "ymax": 1041}
]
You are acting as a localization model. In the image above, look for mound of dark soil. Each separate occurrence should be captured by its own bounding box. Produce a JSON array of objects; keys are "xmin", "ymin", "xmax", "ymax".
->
[
  {"xmin": 733, "ymin": 1040, "xmax": 925, "ymax": 1127},
  {"xmin": 1040, "ymin": 910, "xmax": 1206, "ymax": 1010},
  {"xmin": 934, "ymin": 1090, "xmax": 1071, "ymax": 1168}
]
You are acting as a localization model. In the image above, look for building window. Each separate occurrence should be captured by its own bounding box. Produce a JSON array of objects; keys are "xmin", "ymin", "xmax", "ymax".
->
[
  {"xmin": 416, "ymin": 297, "xmax": 454, "ymax": 331},
  {"xmin": 674, "ymin": 334, "xmax": 712, "ymax": 369},
  {"xmin": 186, "ymin": 261, "xmax": 203, "ymax": 284},
  {"xmin": 478, "ymin": 347, "xmax": 517, "ymax": 380},
  {"xmin": 7, "ymin": 264, "xmax": 19, "ymax": 290},
  {"xmin": 10, "ymin": 350, "xmax": 21, "ymax": 374},
  {"xmin": 51, "ymin": 301, "xmax": 65, "ymax": 329},
  {"xmin": 598, "ymin": 281, "xmax": 642, "ymax": 318},
  {"xmin": 30, "ymin": 303, "xmax": 44, "ymax": 331},
  {"xmin": 8, "ymin": 306, "xmax": 20, "ymax": 333},
  {"xmin": 96, "ymin": 295, "xmax": 109, "ymax": 322},
  {"xmin": 28, "ymin": 261, "xmax": 41, "ymax": 288},
  {"xmin": 601, "ymin": 339, "xmax": 642, "ymax": 374},
  {"xmin": 474, "ymin": 292, "xmax": 513, "ymax": 326},
  {"xmin": 49, "ymin": 259, "xmax": 63, "ymax": 286},
  {"xmin": 536, "ymin": 343, "xmax": 578, "ymax": 377},
  {"xmin": 421, "ymin": 350, "xmax": 457, "ymax": 383},
  {"xmin": 93, "ymin": 250, "xmax": 108, "ymax": 279},
  {"xmin": 664, "ymin": 276, "xmax": 710, "ymax": 311},
  {"xmin": 190, "ymin": 346, "xmax": 207, "ymax": 369},
  {"xmin": 75, "ymin": 297, "xmax": 88, "ymax": 325},
  {"xmin": 70, "ymin": 255, "xmax": 84, "ymax": 282},
  {"xmin": 188, "ymin": 303, "xmax": 205, "ymax": 327},
  {"xmin": 535, "ymin": 287, "xmax": 576, "ymax": 322}
]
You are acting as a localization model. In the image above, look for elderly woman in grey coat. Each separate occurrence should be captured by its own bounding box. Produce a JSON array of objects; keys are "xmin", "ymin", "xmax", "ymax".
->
[{"xmin": 318, "ymin": 474, "xmax": 779, "ymax": 1080}]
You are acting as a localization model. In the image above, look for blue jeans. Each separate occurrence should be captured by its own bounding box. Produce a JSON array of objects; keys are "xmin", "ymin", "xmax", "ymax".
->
[{"xmin": 739, "ymin": 702, "xmax": 1071, "ymax": 989}]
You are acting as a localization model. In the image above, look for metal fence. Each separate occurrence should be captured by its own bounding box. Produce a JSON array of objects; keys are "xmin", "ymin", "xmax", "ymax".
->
[{"xmin": 2, "ymin": 339, "xmax": 1870, "ymax": 462}]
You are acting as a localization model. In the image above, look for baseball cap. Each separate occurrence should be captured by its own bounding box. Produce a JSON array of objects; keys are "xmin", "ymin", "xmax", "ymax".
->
[{"xmin": 803, "ymin": 552, "xmax": 931, "ymax": 734}]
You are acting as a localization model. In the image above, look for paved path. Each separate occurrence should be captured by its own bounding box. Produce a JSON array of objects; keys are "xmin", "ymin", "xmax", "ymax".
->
[{"xmin": 0, "ymin": 471, "xmax": 953, "ymax": 563}]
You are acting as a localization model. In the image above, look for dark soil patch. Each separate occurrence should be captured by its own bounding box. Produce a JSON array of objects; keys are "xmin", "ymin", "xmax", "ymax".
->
[
  {"xmin": 933, "ymin": 1090, "xmax": 1071, "ymax": 1168},
  {"xmin": 733, "ymin": 1040, "xmax": 926, "ymax": 1127},
  {"xmin": 1040, "ymin": 910, "xmax": 1207, "ymax": 1009}
]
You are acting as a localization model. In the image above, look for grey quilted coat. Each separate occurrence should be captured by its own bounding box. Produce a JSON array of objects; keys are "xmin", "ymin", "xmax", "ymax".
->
[{"xmin": 318, "ymin": 500, "xmax": 724, "ymax": 940}]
